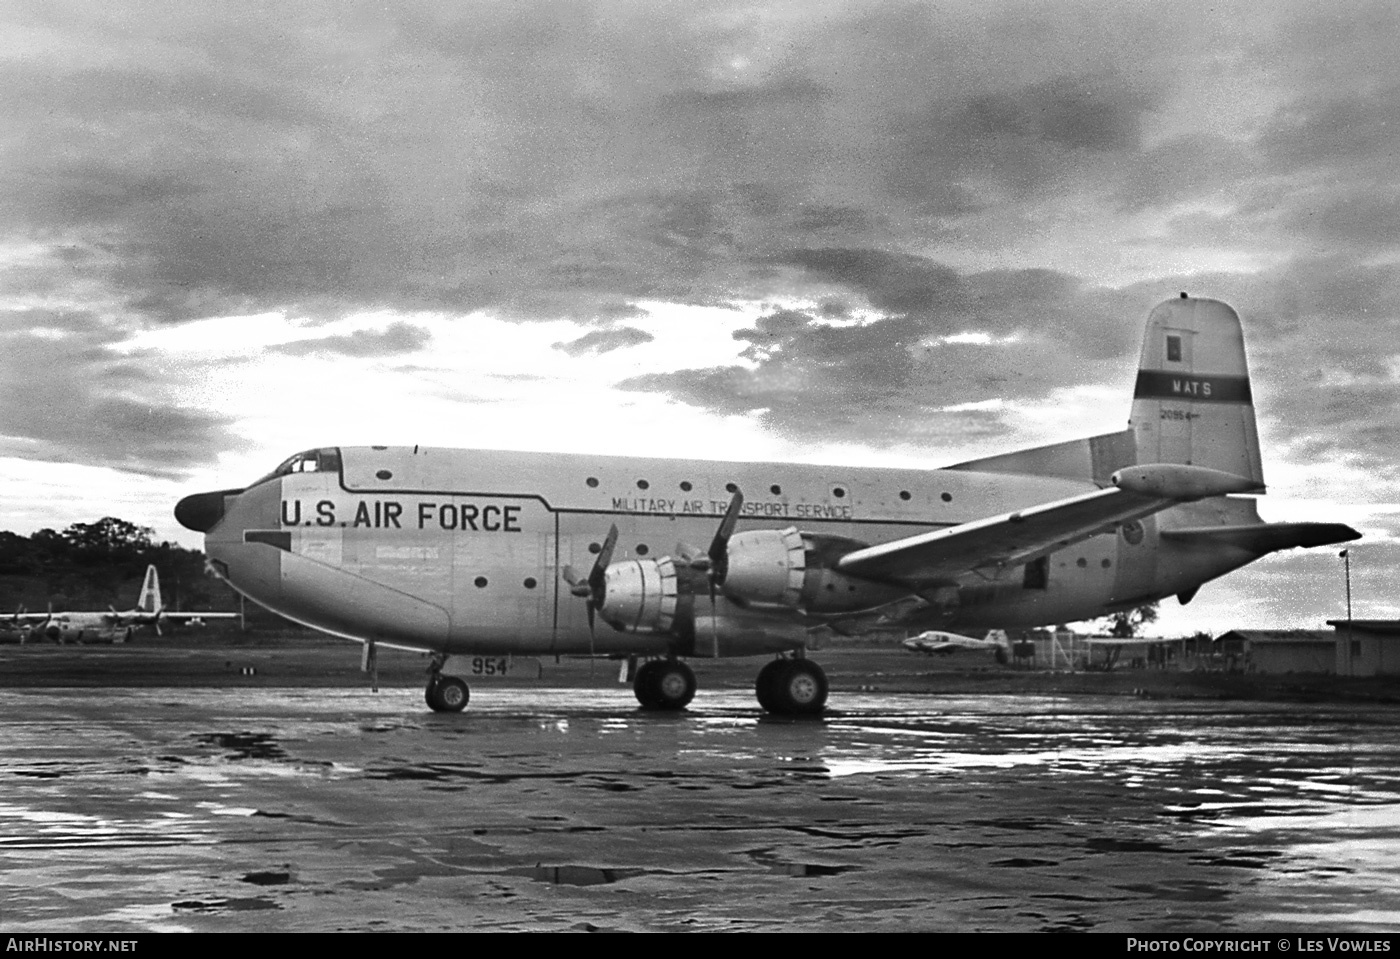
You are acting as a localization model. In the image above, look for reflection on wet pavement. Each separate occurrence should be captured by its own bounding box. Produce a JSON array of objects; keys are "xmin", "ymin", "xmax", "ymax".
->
[{"xmin": 0, "ymin": 687, "xmax": 1397, "ymax": 931}]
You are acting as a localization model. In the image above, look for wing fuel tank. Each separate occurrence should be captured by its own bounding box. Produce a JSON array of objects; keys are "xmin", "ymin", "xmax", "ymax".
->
[{"xmin": 1111, "ymin": 463, "xmax": 1261, "ymax": 500}]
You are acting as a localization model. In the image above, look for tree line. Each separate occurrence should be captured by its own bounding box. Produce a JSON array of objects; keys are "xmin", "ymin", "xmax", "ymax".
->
[{"xmin": 0, "ymin": 517, "xmax": 232, "ymax": 614}]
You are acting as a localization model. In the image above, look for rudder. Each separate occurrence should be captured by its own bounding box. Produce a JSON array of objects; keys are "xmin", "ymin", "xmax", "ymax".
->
[{"xmin": 1129, "ymin": 295, "xmax": 1265, "ymax": 489}]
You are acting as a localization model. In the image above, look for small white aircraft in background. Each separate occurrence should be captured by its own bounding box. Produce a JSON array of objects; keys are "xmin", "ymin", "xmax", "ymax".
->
[
  {"xmin": 14, "ymin": 565, "xmax": 236, "ymax": 644},
  {"xmin": 903, "ymin": 629, "xmax": 1012, "ymax": 663},
  {"xmin": 175, "ymin": 296, "xmax": 1359, "ymax": 715}
]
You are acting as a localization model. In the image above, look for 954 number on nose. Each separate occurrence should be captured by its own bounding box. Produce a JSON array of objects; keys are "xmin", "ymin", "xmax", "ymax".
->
[{"xmin": 469, "ymin": 657, "xmax": 510, "ymax": 676}]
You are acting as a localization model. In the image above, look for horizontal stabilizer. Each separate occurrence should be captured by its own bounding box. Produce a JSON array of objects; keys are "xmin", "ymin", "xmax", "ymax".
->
[{"xmin": 1161, "ymin": 522, "xmax": 1360, "ymax": 556}]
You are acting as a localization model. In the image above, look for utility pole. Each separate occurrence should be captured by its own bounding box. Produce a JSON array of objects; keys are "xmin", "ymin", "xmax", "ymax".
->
[{"xmin": 1341, "ymin": 549, "xmax": 1353, "ymax": 677}]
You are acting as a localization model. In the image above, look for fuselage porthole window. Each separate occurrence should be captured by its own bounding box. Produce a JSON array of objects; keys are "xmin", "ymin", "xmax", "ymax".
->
[
  {"xmin": 586, "ymin": 477, "xmax": 600, "ymax": 488},
  {"xmin": 376, "ymin": 469, "xmax": 393, "ymax": 481},
  {"xmin": 899, "ymin": 490, "xmax": 911, "ymax": 501},
  {"xmin": 637, "ymin": 479, "xmax": 649, "ymax": 490},
  {"xmin": 680, "ymin": 481, "xmax": 693, "ymax": 492}
]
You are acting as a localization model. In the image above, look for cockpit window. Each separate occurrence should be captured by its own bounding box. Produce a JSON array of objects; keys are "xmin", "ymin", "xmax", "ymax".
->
[{"xmin": 250, "ymin": 447, "xmax": 343, "ymax": 487}]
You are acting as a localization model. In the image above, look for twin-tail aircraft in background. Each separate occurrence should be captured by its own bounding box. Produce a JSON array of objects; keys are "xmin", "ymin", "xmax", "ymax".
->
[
  {"xmin": 13, "ymin": 565, "xmax": 235, "ymax": 644},
  {"xmin": 903, "ymin": 629, "xmax": 1012, "ymax": 663},
  {"xmin": 176, "ymin": 295, "xmax": 1358, "ymax": 715}
]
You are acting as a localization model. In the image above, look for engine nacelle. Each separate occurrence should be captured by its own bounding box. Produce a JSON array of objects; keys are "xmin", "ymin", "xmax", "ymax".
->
[
  {"xmin": 722, "ymin": 528, "xmax": 807, "ymax": 607},
  {"xmin": 721, "ymin": 527, "xmax": 909, "ymax": 614},
  {"xmin": 688, "ymin": 614, "xmax": 809, "ymax": 657},
  {"xmin": 599, "ymin": 557, "xmax": 678, "ymax": 634}
]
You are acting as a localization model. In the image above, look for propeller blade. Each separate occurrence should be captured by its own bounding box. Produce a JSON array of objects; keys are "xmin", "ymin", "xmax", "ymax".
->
[
  {"xmin": 588, "ymin": 524, "xmax": 619, "ymax": 597},
  {"xmin": 561, "ymin": 565, "xmax": 592, "ymax": 597},
  {"xmin": 562, "ymin": 525, "xmax": 620, "ymax": 644},
  {"xmin": 707, "ymin": 489, "xmax": 744, "ymax": 586},
  {"xmin": 710, "ymin": 582, "xmax": 720, "ymax": 658}
]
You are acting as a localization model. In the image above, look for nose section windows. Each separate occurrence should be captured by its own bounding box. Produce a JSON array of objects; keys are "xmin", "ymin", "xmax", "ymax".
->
[
  {"xmin": 175, "ymin": 489, "xmax": 241, "ymax": 533},
  {"xmin": 248, "ymin": 447, "xmax": 343, "ymax": 489}
]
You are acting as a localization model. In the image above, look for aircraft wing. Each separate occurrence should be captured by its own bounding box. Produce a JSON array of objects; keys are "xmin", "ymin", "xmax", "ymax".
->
[
  {"xmin": 156, "ymin": 612, "xmax": 238, "ymax": 620},
  {"xmin": 836, "ymin": 465, "xmax": 1255, "ymax": 590}
]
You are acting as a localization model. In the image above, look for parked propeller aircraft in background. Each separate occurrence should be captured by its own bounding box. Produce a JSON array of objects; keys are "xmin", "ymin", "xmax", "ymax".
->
[
  {"xmin": 903, "ymin": 629, "xmax": 1012, "ymax": 663},
  {"xmin": 12, "ymin": 565, "xmax": 236, "ymax": 644},
  {"xmin": 176, "ymin": 296, "xmax": 1358, "ymax": 715}
]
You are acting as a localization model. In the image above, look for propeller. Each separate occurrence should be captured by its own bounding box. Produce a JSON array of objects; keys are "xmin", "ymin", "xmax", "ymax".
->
[
  {"xmin": 562, "ymin": 523, "xmax": 619, "ymax": 659},
  {"xmin": 675, "ymin": 489, "xmax": 743, "ymax": 657},
  {"xmin": 563, "ymin": 491, "xmax": 743, "ymax": 661}
]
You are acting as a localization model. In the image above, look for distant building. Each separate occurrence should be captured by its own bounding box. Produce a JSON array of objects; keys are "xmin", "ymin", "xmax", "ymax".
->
[
  {"xmin": 1326, "ymin": 620, "xmax": 1400, "ymax": 677},
  {"xmin": 1216, "ymin": 630, "xmax": 1335, "ymax": 674}
]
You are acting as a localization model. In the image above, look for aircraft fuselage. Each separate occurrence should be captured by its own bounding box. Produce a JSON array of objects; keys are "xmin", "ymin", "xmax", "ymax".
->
[{"xmin": 194, "ymin": 445, "xmax": 1263, "ymax": 658}]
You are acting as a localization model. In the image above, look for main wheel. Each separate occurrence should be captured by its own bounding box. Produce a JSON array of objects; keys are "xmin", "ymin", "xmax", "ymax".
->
[
  {"xmin": 633, "ymin": 660, "xmax": 661, "ymax": 707},
  {"xmin": 755, "ymin": 658, "xmax": 787, "ymax": 712},
  {"xmin": 426, "ymin": 675, "xmax": 470, "ymax": 712},
  {"xmin": 635, "ymin": 659, "xmax": 696, "ymax": 710},
  {"xmin": 766, "ymin": 660, "xmax": 828, "ymax": 716}
]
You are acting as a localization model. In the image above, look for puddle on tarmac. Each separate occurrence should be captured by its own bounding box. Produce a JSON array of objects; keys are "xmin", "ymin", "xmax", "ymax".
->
[{"xmin": 190, "ymin": 732, "xmax": 286, "ymax": 761}]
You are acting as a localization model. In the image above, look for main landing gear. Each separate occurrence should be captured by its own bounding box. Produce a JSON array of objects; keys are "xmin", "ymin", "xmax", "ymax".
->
[
  {"xmin": 633, "ymin": 658, "xmax": 697, "ymax": 710},
  {"xmin": 629, "ymin": 655, "xmax": 829, "ymax": 716},
  {"xmin": 756, "ymin": 656, "xmax": 828, "ymax": 716},
  {"xmin": 425, "ymin": 653, "xmax": 470, "ymax": 713}
]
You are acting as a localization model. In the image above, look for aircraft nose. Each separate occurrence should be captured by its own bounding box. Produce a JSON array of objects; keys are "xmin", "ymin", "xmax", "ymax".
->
[{"xmin": 175, "ymin": 488, "xmax": 243, "ymax": 533}]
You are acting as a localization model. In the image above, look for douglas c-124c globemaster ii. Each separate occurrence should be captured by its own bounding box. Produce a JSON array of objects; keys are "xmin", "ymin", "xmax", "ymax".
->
[{"xmin": 176, "ymin": 296, "xmax": 1358, "ymax": 716}]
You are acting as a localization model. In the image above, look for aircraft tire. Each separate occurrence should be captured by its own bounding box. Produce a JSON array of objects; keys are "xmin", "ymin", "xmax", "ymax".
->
[
  {"xmin": 766, "ymin": 660, "xmax": 828, "ymax": 716},
  {"xmin": 632, "ymin": 660, "xmax": 661, "ymax": 707},
  {"xmin": 636, "ymin": 660, "xmax": 696, "ymax": 710},
  {"xmin": 754, "ymin": 658, "xmax": 786, "ymax": 712},
  {"xmin": 426, "ymin": 676, "xmax": 470, "ymax": 712}
]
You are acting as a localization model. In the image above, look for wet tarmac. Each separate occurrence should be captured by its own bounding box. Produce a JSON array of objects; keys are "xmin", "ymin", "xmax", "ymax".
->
[{"xmin": 2, "ymin": 684, "xmax": 1399, "ymax": 932}]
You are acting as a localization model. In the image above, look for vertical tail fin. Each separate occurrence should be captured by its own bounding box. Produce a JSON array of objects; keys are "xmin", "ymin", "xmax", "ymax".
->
[
  {"xmin": 136, "ymin": 565, "xmax": 162, "ymax": 614},
  {"xmin": 1129, "ymin": 294, "xmax": 1265, "ymax": 489}
]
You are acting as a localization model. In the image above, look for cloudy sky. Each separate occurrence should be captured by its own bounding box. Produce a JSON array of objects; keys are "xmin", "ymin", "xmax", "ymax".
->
[{"xmin": 3, "ymin": 0, "xmax": 1396, "ymax": 634}]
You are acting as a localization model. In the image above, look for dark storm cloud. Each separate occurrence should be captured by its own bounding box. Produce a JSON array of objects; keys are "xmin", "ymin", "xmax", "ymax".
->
[
  {"xmin": 9, "ymin": 4, "xmax": 1154, "ymax": 327},
  {"xmin": 883, "ymin": 71, "xmax": 1160, "ymax": 207},
  {"xmin": 270, "ymin": 322, "xmax": 433, "ymax": 357},
  {"xmin": 619, "ymin": 265, "xmax": 1147, "ymax": 447},
  {"xmin": 780, "ymin": 250, "xmax": 963, "ymax": 316},
  {"xmin": 0, "ymin": 310, "xmax": 240, "ymax": 477},
  {"xmin": 6, "ymin": 1, "xmax": 1390, "ymax": 327},
  {"xmin": 553, "ymin": 326, "xmax": 655, "ymax": 356}
]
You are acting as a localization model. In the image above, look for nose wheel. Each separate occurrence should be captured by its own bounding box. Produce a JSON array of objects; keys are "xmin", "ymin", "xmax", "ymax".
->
[{"xmin": 425, "ymin": 655, "xmax": 470, "ymax": 712}]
